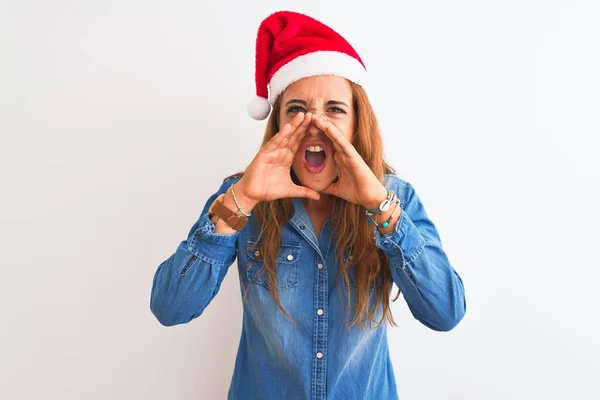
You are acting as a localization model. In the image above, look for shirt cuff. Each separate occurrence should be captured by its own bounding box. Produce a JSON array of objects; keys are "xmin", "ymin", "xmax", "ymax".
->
[
  {"xmin": 373, "ymin": 206, "xmax": 427, "ymax": 267},
  {"xmin": 187, "ymin": 212, "xmax": 239, "ymax": 266}
]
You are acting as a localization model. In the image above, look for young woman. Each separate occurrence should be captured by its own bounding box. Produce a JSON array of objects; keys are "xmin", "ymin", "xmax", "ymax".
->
[{"xmin": 150, "ymin": 10, "xmax": 466, "ymax": 400}]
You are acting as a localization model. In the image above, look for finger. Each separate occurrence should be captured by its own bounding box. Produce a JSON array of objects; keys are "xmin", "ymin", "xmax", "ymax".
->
[
  {"xmin": 311, "ymin": 115, "xmax": 357, "ymax": 156},
  {"xmin": 290, "ymin": 111, "xmax": 312, "ymax": 141},
  {"xmin": 286, "ymin": 112, "xmax": 306, "ymax": 137},
  {"xmin": 311, "ymin": 114, "xmax": 346, "ymax": 151},
  {"xmin": 277, "ymin": 112, "xmax": 306, "ymax": 149},
  {"xmin": 290, "ymin": 184, "xmax": 321, "ymax": 201},
  {"xmin": 270, "ymin": 112, "xmax": 304, "ymax": 145},
  {"xmin": 287, "ymin": 112, "xmax": 312, "ymax": 152},
  {"xmin": 266, "ymin": 121, "xmax": 293, "ymax": 148}
]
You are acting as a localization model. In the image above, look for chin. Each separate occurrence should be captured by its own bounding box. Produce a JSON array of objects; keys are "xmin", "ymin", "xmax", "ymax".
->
[{"xmin": 291, "ymin": 164, "xmax": 337, "ymax": 193}]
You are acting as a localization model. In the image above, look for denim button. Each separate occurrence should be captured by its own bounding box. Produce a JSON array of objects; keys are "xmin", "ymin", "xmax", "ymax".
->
[
  {"xmin": 317, "ymin": 263, "xmax": 324, "ymax": 269},
  {"xmin": 287, "ymin": 254, "xmax": 294, "ymax": 261},
  {"xmin": 300, "ymin": 225, "xmax": 306, "ymax": 230},
  {"xmin": 316, "ymin": 352, "xmax": 323, "ymax": 359},
  {"xmin": 317, "ymin": 309, "xmax": 324, "ymax": 316},
  {"xmin": 254, "ymin": 250, "xmax": 261, "ymax": 257}
]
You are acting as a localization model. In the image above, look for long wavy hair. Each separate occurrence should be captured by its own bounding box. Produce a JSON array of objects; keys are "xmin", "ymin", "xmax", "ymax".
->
[{"xmin": 226, "ymin": 81, "xmax": 401, "ymax": 330}]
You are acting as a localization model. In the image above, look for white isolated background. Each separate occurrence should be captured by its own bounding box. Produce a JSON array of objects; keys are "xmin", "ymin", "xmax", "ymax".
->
[{"xmin": 1, "ymin": 1, "xmax": 599, "ymax": 399}]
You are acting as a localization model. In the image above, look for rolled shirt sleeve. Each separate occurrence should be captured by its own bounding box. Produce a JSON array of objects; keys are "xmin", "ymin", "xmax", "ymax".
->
[{"xmin": 374, "ymin": 176, "xmax": 466, "ymax": 331}]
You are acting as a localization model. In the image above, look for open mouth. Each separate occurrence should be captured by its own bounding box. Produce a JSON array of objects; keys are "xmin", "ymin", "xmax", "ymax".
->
[{"xmin": 303, "ymin": 145, "xmax": 327, "ymax": 173}]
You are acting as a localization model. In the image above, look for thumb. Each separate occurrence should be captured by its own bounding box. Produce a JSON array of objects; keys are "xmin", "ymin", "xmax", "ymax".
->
[{"xmin": 291, "ymin": 184, "xmax": 321, "ymax": 201}]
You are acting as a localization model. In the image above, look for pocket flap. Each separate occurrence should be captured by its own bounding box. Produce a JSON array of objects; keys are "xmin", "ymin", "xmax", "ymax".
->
[{"xmin": 246, "ymin": 239, "xmax": 302, "ymax": 264}]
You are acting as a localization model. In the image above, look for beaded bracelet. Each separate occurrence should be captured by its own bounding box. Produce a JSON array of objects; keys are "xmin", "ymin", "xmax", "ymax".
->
[
  {"xmin": 230, "ymin": 184, "xmax": 252, "ymax": 217},
  {"xmin": 379, "ymin": 199, "xmax": 400, "ymax": 228}
]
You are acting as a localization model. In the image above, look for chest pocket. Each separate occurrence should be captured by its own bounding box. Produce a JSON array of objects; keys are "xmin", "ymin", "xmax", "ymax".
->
[{"xmin": 245, "ymin": 239, "xmax": 302, "ymax": 291}]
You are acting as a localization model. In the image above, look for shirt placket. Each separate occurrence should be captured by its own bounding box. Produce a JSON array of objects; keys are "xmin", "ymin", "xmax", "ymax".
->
[
  {"xmin": 311, "ymin": 254, "xmax": 328, "ymax": 400},
  {"xmin": 290, "ymin": 199, "xmax": 329, "ymax": 400}
]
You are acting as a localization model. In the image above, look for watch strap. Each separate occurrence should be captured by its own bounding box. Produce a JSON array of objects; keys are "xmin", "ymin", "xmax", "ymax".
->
[{"xmin": 208, "ymin": 193, "xmax": 248, "ymax": 231}]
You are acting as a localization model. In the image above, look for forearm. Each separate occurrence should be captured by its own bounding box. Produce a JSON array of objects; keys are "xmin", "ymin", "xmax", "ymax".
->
[
  {"xmin": 151, "ymin": 177, "xmax": 243, "ymax": 326},
  {"xmin": 385, "ymin": 233, "xmax": 466, "ymax": 331},
  {"xmin": 150, "ymin": 226, "xmax": 237, "ymax": 326},
  {"xmin": 373, "ymin": 177, "xmax": 466, "ymax": 331}
]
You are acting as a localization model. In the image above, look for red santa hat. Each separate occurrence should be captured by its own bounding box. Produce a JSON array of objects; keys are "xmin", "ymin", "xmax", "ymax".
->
[{"xmin": 247, "ymin": 11, "xmax": 368, "ymax": 120}]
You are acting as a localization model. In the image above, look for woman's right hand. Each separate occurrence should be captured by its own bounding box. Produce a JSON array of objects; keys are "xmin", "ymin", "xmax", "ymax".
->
[{"xmin": 235, "ymin": 112, "xmax": 320, "ymax": 207}]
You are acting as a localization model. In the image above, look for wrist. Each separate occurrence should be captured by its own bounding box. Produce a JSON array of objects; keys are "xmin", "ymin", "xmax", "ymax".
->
[
  {"xmin": 230, "ymin": 181, "xmax": 259, "ymax": 212},
  {"xmin": 362, "ymin": 184, "xmax": 388, "ymax": 210}
]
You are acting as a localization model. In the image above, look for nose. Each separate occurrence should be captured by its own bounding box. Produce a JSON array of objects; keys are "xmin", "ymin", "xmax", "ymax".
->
[
  {"xmin": 307, "ymin": 122, "xmax": 321, "ymax": 136},
  {"xmin": 307, "ymin": 115, "xmax": 326, "ymax": 136}
]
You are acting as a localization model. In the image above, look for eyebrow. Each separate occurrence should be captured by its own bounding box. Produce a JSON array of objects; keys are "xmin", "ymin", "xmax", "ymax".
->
[{"xmin": 285, "ymin": 99, "xmax": 350, "ymax": 108}]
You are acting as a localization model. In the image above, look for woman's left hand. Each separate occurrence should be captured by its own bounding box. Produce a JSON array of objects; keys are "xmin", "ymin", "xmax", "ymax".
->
[{"xmin": 311, "ymin": 114, "xmax": 388, "ymax": 210}]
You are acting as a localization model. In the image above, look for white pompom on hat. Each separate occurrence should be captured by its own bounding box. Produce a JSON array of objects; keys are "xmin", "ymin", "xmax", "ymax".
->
[
  {"xmin": 248, "ymin": 11, "xmax": 368, "ymax": 120},
  {"xmin": 247, "ymin": 95, "xmax": 271, "ymax": 121}
]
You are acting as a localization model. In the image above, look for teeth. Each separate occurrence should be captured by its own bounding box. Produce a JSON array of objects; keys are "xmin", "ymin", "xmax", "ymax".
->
[{"xmin": 307, "ymin": 145, "xmax": 323, "ymax": 152}]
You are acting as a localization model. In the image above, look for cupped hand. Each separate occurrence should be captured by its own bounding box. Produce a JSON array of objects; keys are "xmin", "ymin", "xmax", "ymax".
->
[
  {"xmin": 235, "ymin": 112, "xmax": 321, "ymax": 205},
  {"xmin": 311, "ymin": 114, "xmax": 387, "ymax": 209}
]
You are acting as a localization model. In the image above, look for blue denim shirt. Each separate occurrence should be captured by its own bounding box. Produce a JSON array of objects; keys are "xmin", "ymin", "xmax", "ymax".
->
[{"xmin": 150, "ymin": 173, "xmax": 466, "ymax": 399}]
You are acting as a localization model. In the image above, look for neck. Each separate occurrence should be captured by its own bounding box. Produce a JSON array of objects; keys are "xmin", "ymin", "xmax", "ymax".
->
[{"xmin": 302, "ymin": 193, "xmax": 331, "ymax": 213}]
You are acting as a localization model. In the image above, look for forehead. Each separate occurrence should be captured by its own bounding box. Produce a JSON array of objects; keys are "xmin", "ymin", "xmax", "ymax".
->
[{"xmin": 281, "ymin": 75, "xmax": 353, "ymax": 103}]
